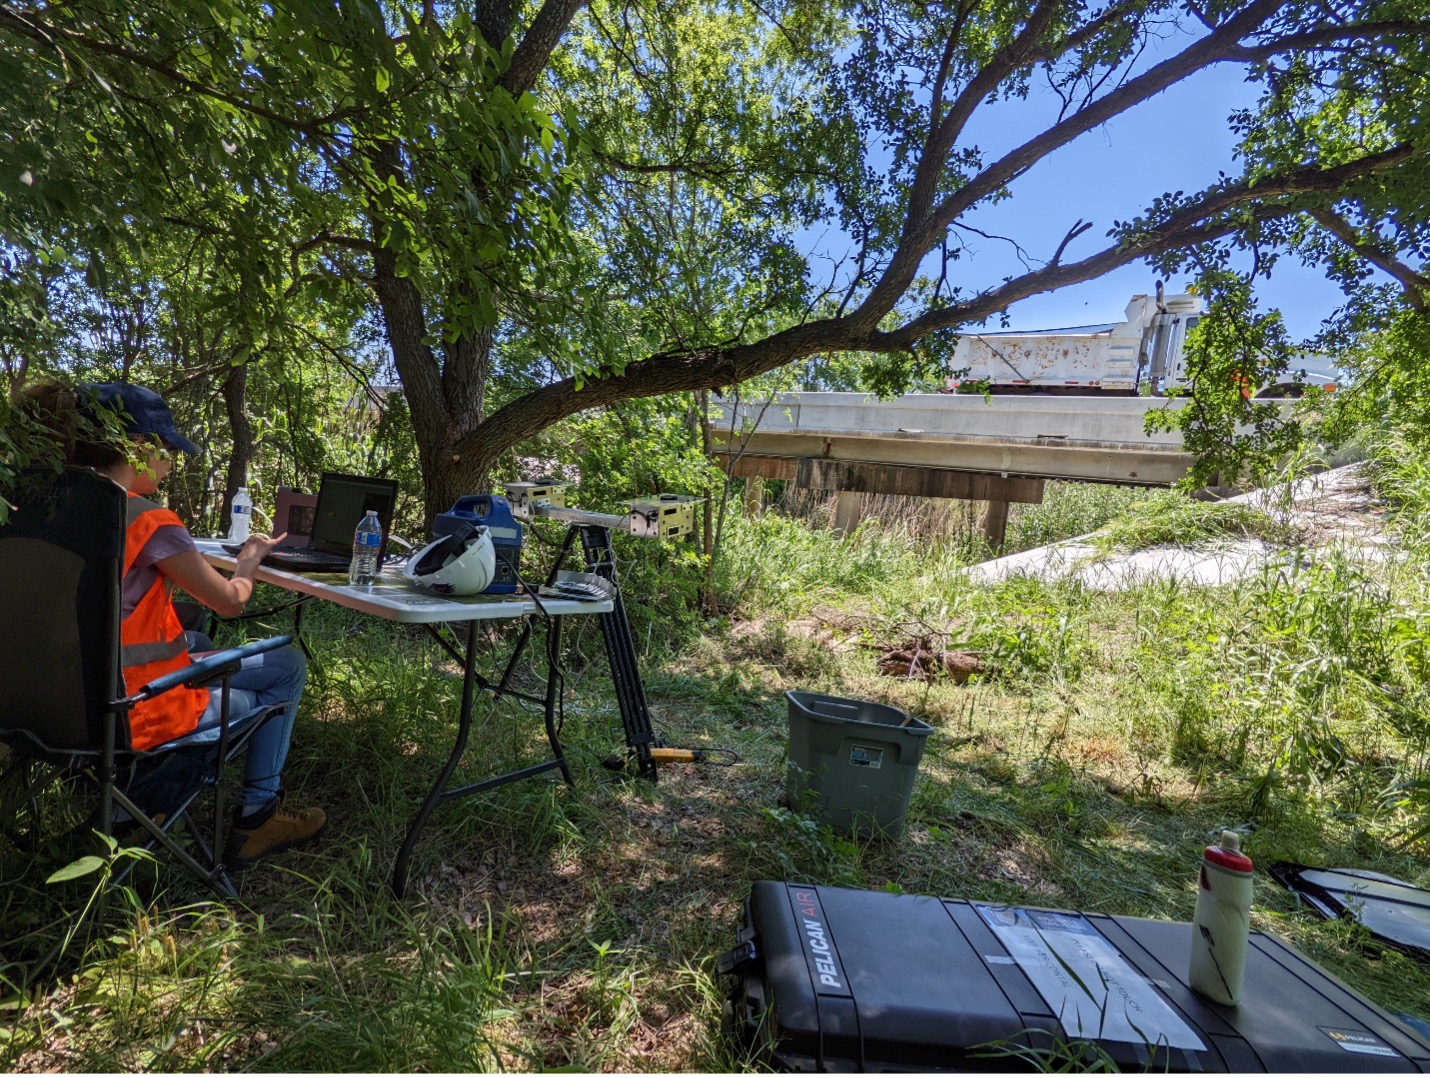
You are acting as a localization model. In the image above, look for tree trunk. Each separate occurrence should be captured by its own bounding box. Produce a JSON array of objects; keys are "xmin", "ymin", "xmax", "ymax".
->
[
  {"xmin": 423, "ymin": 452, "xmax": 497, "ymax": 528},
  {"xmin": 698, "ymin": 389, "xmax": 717, "ymax": 613},
  {"xmin": 220, "ymin": 362, "xmax": 253, "ymax": 534}
]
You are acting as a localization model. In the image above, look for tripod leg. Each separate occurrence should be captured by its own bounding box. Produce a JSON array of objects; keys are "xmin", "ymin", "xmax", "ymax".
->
[{"xmin": 577, "ymin": 526, "xmax": 658, "ymax": 781}]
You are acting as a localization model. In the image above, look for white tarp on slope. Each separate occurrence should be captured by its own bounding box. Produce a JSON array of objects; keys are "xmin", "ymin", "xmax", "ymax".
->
[{"xmin": 965, "ymin": 463, "xmax": 1392, "ymax": 591}]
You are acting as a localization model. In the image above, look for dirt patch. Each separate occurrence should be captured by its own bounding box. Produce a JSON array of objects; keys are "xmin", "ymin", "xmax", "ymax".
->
[{"xmin": 728, "ymin": 605, "xmax": 864, "ymax": 654}]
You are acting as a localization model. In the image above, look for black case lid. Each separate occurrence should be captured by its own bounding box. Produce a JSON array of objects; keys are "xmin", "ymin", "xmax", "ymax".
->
[{"xmin": 738, "ymin": 881, "xmax": 1430, "ymax": 1073}]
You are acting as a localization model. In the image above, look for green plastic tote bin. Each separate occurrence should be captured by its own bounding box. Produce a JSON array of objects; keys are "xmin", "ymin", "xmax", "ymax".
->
[{"xmin": 785, "ymin": 690, "xmax": 933, "ymax": 838}]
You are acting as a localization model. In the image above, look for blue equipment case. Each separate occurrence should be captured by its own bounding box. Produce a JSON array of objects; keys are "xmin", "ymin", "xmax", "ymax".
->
[{"xmin": 433, "ymin": 495, "xmax": 523, "ymax": 594}]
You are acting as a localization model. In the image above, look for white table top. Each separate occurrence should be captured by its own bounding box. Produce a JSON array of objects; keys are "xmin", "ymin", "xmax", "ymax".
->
[{"xmin": 195, "ymin": 539, "xmax": 613, "ymax": 624}]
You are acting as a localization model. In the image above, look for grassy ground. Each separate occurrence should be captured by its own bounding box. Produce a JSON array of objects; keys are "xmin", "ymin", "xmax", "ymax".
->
[{"xmin": 4, "ymin": 465, "xmax": 1430, "ymax": 1071}]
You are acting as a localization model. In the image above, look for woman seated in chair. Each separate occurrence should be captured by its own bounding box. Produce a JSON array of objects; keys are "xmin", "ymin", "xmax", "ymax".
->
[{"xmin": 22, "ymin": 380, "xmax": 325, "ymax": 865}]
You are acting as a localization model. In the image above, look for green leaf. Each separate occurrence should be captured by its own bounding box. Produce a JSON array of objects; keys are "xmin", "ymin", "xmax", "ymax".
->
[
  {"xmin": 47, "ymin": 855, "xmax": 106, "ymax": 883},
  {"xmin": 375, "ymin": 66, "xmax": 390, "ymax": 93}
]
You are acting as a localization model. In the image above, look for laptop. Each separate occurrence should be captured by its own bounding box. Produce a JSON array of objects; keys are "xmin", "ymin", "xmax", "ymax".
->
[{"xmin": 224, "ymin": 472, "xmax": 399, "ymax": 572}]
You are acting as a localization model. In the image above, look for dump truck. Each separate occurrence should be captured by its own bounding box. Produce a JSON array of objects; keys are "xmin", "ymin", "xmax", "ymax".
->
[{"xmin": 947, "ymin": 286, "xmax": 1338, "ymax": 397}]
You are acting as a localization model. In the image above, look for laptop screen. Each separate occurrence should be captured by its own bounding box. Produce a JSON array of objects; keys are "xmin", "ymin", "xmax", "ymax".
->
[{"xmin": 310, "ymin": 473, "xmax": 399, "ymax": 556}]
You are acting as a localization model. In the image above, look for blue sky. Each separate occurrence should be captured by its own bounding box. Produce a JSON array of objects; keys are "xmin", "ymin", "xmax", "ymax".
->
[{"xmin": 809, "ymin": 25, "xmax": 1374, "ymax": 341}]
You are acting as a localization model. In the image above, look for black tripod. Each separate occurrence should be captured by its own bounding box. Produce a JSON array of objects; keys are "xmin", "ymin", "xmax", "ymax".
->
[{"xmin": 517, "ymin": 522, "xmax": 659, "ymax": 781}]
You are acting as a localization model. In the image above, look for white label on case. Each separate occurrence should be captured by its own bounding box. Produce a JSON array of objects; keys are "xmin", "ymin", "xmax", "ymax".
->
[{"xmin": 975, "ymin": 905, "xmax": 1206, "ymax": 1052}]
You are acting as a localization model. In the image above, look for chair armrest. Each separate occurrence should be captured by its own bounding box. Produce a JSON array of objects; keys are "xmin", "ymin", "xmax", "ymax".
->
[{"xmin": 132, "ymin": 635, "xmax": 294, "ymax": 701}]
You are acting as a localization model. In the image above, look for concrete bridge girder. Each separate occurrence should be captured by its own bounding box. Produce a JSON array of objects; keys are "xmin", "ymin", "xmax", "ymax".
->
[
  {"xmin": 711, "ymin": 392, "xmax": 1207, "ymax": 546},
  {"xmin": 712, "ymin": 392, "xmax": 1199, "ymax": 485},
  {"xmin": 720, "ymin": 429, "xmax": 1191, "ymax": 485}
]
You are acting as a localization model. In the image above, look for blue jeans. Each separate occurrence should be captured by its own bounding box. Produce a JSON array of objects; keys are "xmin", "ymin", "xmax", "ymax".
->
[{"xmin": 163, "ymin": 632, "xmax": 308, "ymax": 817}]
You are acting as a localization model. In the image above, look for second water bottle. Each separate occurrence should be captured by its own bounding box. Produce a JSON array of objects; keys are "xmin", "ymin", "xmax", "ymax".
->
[{"xmin": 350, "ymin": 510, "xmax": 382, "ymax": 586}]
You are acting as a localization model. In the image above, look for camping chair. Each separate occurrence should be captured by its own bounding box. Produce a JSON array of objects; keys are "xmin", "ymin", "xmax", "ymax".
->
[{"xmin": 0, "ymin": 467, "xmax": 291, "ymax": 899}]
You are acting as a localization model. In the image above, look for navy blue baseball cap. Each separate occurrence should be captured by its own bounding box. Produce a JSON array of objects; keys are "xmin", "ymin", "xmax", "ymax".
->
[{"xmin": 79, "ymin": 382, "xmax": 203, "ymax": 456}]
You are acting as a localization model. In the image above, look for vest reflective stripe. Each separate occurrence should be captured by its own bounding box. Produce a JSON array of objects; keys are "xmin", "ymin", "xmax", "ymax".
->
[
  {"xmin": 120, "ymin": 635, "xmax": 189, "ymax": 667},
  {"xmin": 121, "ymin": 494, "xmax": 208, "ymax": 750}
]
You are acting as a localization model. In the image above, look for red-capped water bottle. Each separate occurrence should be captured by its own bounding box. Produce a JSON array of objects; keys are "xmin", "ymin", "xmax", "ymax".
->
[{"xmin": 1189, "ymin": 829, "xmax": 1254, "ymax": 1005}]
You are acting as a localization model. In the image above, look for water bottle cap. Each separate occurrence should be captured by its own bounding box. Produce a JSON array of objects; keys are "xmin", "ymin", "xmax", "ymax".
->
[{"xmin": 1205, "ymin": 830, "xmax": 1254, "ymax": 872}]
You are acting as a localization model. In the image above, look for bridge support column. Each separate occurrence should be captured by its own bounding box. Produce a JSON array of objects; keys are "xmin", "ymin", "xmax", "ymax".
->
[
  {"xmin": 743, "ymin": 476, "xmax": 765, "ymax": 515},
  {"xmin": 978, "ymin": 499, "xmax": 1010, "ymax": 551},
  {"xmin": 833, "ymin": 491, "xmax": 862, "ymax": 535}
]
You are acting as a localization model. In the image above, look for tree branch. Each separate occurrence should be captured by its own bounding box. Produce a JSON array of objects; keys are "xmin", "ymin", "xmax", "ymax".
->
[
  {"xmin": 856, "ymin": 0, "xmax": 1288, "ymax": 329},
  {"xmin": 875, "ymin": 208, "xmax": 1297, "ymax": 349},
  {"xmin": 1311, "ymin": 207, "xmax": 1430, "ymax": 311},
  {"xmin": 884, "ymin": 145, "xmax": 1424, "ymax": 345},
  {"xmin": 909, "ymin": 0, "xmax": 1063, "ymax": 225},
  {"xmin": 1229, "ymin": 20, "xmax": 1430, "ymax": 62},
  {"xmin": 293, "ymin": 230, "xmax": 379, "ymax": 256},
  {"xmin": 0, "ymin": 4, "xmax": 353, "ymax": 136},
  {"xmin": 1034, "ymin": 0, "xmax": 1148, "ymax": 63},
  {"xmin": 498, "ymin": 0, "xmax": 588, "ymax": 95},
  {"xmin": 927, "ymin": 0, "xmax": 972, "ymax": 128},
  {"xmin": 455, "ymin": 142, "xmax": 1425, "ymax": 465},
  {"xmin": 1049, "ymin": 219, "xmax": 1093, "ymax": 267}
]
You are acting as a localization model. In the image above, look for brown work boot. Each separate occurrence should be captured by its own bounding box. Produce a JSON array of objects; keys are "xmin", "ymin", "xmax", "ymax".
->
[{"xmin": 225, "ymin": 795, "xmax": 326, "ymax": 865}]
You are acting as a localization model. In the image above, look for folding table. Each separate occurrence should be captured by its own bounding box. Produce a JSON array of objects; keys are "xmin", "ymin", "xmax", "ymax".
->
[{"xmin": 195, "ymin": 540, "xmax": 612, "ymax": 896}]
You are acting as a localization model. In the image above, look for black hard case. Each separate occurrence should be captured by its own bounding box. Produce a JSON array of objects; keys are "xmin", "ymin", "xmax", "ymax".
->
[{"xmin": 722, "ymin": 881, "xmax": 1430, "ymax": 1072}]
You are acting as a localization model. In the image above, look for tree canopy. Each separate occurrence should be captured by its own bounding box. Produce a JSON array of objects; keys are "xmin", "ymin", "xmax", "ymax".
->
[{"xmin": 3, "ymin": 0, "xmax": 1429, "ymax": 511}]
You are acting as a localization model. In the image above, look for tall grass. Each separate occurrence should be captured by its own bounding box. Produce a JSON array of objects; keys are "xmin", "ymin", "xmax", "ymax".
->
[
  {"xmin": 1093, "ymin": 490, "xmax": 1295, "ymax": 552},
  {"xmin": 767, "ymin": 480, "xmax": 1159, "ymax": 556},
  {"xmin": 1007, "ymin": 481, "xmax": 1160, "ymax": 551},
  {"xmin": 715, "ymin": 508, "xmax": 970, "ymax": 615}
]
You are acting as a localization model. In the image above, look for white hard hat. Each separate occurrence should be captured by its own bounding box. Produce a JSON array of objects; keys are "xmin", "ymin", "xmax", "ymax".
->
[{"xmin": 403, "ymin": 525, "xmax": 497, "ymax": 596}]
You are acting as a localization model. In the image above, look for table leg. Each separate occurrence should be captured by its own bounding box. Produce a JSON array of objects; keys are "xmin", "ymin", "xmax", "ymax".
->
[
  {"xmin": 423, "ymin": 622, "xmax": 545, "ymax": 709},
  {"xmin": 543, "ymin": 615, "xmax": 573, "ymax": 785},
  {"xmin": 392, "ymin": 618, "xmax": 482, "ymax": 898},
  {"xmin": 293, "ymin": 600, "xmax": 315, "ymax": 662},
  {"xmin": 392, "ymin": 614, "xmax": 575, "ymax": 897}
]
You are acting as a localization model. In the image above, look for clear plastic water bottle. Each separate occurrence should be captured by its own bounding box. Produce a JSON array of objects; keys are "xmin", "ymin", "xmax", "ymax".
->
[
  {"xmin": 349, "ymin": 510, "xmax": 382, "ymax": 586},
  {"xmin": 228, "ymin": 487, "xmax": 252, "ymax": 542}
]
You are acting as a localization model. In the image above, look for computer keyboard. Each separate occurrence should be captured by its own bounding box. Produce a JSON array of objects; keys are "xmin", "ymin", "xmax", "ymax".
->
[
  {"xmin": 266, "ymin": 547, "xmax": 350, "ymax": 569},
  {"xmin": 220, "ymin": 543, "xmax": 350, "ymax": 569}
]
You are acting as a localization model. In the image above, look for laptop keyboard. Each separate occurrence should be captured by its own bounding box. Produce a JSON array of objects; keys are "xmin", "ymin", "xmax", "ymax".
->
[
  {"xmin": 221, "ymin": 543, "xmax": 349, "ymax": 567},
  {"xmin": 267, "ymin": 546, "xmax": 350, "ymax": 567}
]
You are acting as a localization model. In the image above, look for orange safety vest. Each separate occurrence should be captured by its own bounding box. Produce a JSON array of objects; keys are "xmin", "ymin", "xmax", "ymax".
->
[{"xmin": 121, "ymin": 493, "xmax": 209, "ymax": 750}]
